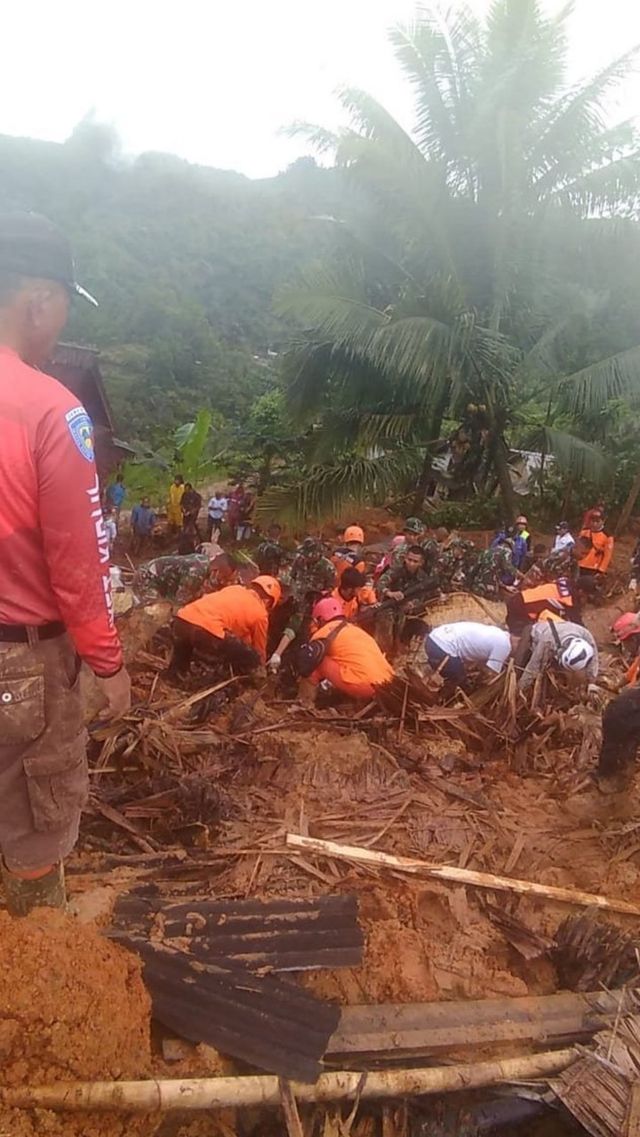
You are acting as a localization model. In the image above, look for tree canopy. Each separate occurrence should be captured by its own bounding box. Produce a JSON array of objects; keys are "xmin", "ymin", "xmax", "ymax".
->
[
  {"xmin": 0, "ymin": 127, "xmax": 343, "ymax": 446},
  {"xmin": 273, "ymin": 0, "xmax": 640, "ymax": 521}
]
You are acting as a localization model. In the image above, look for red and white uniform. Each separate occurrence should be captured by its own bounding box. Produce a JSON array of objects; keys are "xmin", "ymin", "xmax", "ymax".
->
[{"xmin": 0, "ymin": 346, "xmax": 122, "ymax": 677}]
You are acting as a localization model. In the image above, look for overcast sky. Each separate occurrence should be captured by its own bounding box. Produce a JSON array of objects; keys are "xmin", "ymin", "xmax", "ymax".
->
[{"xmin": 2, "ymin": 1, "xmax": 638, "ymax": 178}]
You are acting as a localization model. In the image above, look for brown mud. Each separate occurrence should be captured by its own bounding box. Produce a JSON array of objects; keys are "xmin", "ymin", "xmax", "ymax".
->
[{"xmin": 0, "ymin": 910, "xmax": 156, "ymax": 1136}]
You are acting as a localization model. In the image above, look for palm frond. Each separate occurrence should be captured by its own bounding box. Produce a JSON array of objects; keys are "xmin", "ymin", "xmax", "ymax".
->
[
  {"xmin": 256, "ymin": 450, "xmax": 421, "ymax": 525},
  {"xmin": 529, "ymin": 47, "xmax": 640, "ymax": 191},
  {"xmin": 528, "ymin": 425, "xmax": 612, "ymax": 484},
  {"xmin": 550, "ymin": 149, "xmax": 640, "ymax": 213},
  {"xmin": 558, "ymin": 343, "xmax": 640, "ymax": 418},
  {"xmin": 389, "ymin": 7, "xmax": 482, "ymax": 174},
  {"xmin": 283, "ymin": 121, "xmax": 341, "ymax": 155}
]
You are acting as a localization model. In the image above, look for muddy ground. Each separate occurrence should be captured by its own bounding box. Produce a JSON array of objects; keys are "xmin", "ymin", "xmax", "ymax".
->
[{"xmin": 3, "ymin": 518, "xmax": 639, "ymax": 1137}]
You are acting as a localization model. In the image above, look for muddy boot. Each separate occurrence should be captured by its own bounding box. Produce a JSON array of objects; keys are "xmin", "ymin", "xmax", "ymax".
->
[{"xmin": 1, "ymin": 862, "xmax": 67, "ymax": 917}]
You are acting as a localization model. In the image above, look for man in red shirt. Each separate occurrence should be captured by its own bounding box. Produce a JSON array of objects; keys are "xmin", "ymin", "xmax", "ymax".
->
[{"xmin": 0, "ymin": 212, "xmax": 130, "ymax": 914}]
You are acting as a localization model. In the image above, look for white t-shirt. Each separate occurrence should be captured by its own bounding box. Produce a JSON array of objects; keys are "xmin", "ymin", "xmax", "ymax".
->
[
  {"xmin": 208, "ymin": 496, "xmax": 228, "ymax": 519},
  {"xmin": 429, "ymin": 622, "xmax": 511, "ymax": 673},
  {"xmin": 552, "ymin": 532, "xmax": 575, "ymax": 553}
]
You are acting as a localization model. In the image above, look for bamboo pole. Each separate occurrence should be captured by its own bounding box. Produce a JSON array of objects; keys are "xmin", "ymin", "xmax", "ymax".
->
[
  {"xmin": 1, "ymin": 1050, "xmax": 577, "ymax": 1114},
  {"xmin": 285, "ymin": 834, "xmax": 640, "ymax": 917}
]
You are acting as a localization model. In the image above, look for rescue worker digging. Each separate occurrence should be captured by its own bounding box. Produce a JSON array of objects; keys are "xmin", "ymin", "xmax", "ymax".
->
[
  {"xmin": 518, "ymin": 619, "xmax": 598, "ymax": 694},
  {"xmin": 0, "ymin": 212, "xmax": 130, "ymax": 915},
  {"xmin": 298, "ymin": 598, "xmax": 394, "ymax": 703},
  {"xmin": 423, "ymin": 622, "xmax": 512, "ymax": 688},
  {"xmin": 168, "ymin": 576, "xmax": 281, "ymax": 679}
]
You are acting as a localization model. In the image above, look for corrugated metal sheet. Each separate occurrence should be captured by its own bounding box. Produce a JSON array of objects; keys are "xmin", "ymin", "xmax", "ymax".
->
[
  {"xmin": 127, "ymin": 939, "xmax": 340, "ymax": 1082},
  {"xmin": 113, "ymin": 892, "xmax": 364, "ymax": 972}
]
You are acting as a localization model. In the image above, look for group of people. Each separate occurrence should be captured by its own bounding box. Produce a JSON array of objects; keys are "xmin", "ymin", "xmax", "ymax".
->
[
  {"xmin": 1, "ymin": 210, "xmax": 630, "ymax": 930},
  {"xmin": 126, "ymin": 508, "xmax": 615, "ymax": 715},
  {"xmin": 103, "ymin": 474, "xmax": 257, "ymax": 555}
]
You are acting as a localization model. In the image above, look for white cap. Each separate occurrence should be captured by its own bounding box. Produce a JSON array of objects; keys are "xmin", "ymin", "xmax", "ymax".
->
[{"xmin": 559, "ymin": 638, "xmax": 594, "ymax": 672}]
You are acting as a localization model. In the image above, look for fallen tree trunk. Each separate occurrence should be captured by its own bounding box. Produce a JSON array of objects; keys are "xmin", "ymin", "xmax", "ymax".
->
[
  {"xmin": 1, "ymin": 1050, "xmax": 577, "ymax": 1113},
  {"xmin": 285, "ymin": 834, "xmax": 640, "ymax": 918}
]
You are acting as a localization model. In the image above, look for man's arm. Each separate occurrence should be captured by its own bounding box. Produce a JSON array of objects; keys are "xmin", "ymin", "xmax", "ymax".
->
[
  {"xmin": 251, "ymin": 613, "xmax": 268, "ymax": 662},
  {"xmin": 519, "ymin": 630, "xmax": 550, "ymax": 692},
  {"xmin": 36, "ymin": 402, "xmax": 123, "ymax": 677}
]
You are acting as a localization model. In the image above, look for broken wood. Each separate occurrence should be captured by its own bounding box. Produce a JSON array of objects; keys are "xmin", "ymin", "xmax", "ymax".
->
[
  {"xmin": 285, "ymin": 834, "xmax": 640, "ymax": 917},
  {"xmin": 1, "ymin": 1049, "xmax": 578, "ymax": 1113}
]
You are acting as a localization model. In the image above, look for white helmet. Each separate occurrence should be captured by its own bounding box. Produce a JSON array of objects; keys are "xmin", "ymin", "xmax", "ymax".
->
[{"xmin": 559, "ymin": 637, "xmax": 594, "ymax": 672}]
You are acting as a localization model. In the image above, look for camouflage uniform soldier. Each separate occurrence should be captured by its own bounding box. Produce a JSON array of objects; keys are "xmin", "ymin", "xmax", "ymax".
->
[
  {"xmin": 132, "ymin": 554, "xmax": 219, "ymax": 607},
  {"xmin": 375, "ymin": 545, "xmax": 440, "ymax": 654},
  {"xmin": 389, "ymin": 517, "xmax": 426, "ymax": 569},
  {"xmin": 255, "ymin": 540, "xmax": 288, "ymax": 576},
  {"xmin": 290, "ymin": 539, "xmax": 337, "ymax": 604},
  {"xmin": 267, "ymin": 540, "xmax": 336, "ymax": 672},
  {"xmin": 465, "ymin": 543, "xmax": 516, "ymax": 599},
  {"xmin": 438, "ymin": 538, "xmax": 478, "ymax": 591}
]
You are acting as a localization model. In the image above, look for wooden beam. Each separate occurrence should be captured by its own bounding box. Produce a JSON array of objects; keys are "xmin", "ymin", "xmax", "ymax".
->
[
  {"xmin": 285, "ymin": 834, "xmax": 640, "ymax": 917},
  {"xmin": 1, "ymin": 1050, "xmax": 577, "ymax": 1114},
  {"xmin": 329, "ymin": 990, "xmax": 632, "ymax": 1058}
]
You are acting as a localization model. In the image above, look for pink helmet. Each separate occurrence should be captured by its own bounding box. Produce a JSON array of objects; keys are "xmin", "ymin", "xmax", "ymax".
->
[
  {"xmin": 312, "ymin": 597, "xmax": 344, "ymax": 624},
  {"xmin": 612, "ymin": 612, "xmax": 640, "ymax": 643},
  {"xmin": 392, "ymin": 535, "xmax": 405, "ymax": 547}
]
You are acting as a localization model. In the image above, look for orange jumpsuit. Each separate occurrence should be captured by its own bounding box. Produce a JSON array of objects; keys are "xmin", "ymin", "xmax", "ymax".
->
[
  {"xmin": 579, "ymin": 529, "xmax": 614, "ymax": 574},
  {"xmin": 331, "ymin": 584, "xmax": 377, "ymax": 620},
  {"xmin": 177, "ymin": 585, "xmax": 268, "ymax": 662},
  {"xmin": 331, "ymin": 548, "xmax": 366, "ymax": 581},
  {"xmin": 310, "ymin": 620, "xmax": 394, "ymax": 699}
]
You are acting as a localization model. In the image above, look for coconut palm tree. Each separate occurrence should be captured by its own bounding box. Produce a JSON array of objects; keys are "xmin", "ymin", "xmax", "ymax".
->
[{"xmin": 275, "ymin": 0, "xmax": 640, "ymax": 521}]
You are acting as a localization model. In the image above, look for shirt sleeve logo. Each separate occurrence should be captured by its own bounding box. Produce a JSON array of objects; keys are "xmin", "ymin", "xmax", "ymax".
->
[{"xmin": 65, "ymin": 406, "xmax": 95, "ymax": 462}]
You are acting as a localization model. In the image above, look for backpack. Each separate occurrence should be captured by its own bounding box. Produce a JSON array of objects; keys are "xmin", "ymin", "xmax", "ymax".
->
[{"xmin": 296, "ymin": 619, "xmax": 348, "ymax": 678}]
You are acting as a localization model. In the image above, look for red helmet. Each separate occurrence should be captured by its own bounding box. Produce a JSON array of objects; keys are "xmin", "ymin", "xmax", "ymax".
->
[
  {"xmin": 516, "ymin": 515, "xmax": 529, "ymax": 526},
  {"xmin": 312, "ymin": 597, "xmax": 344, "ymax": 624},
  {"xmin": 343, "ymin": 525, "xmax": 364, "ymax": 544},
  {"xmin": 612, "ymin": 612, "xmax": 640, "ymax": 643},
  {"xmin": 251, "ymin": 576, "xmax": 282, "ymax": 605}
]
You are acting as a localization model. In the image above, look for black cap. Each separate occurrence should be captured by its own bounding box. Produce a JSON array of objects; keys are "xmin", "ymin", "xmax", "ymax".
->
[{"xmin": 0, "ymin": 212, "xmax": 98, "ymax": 307}]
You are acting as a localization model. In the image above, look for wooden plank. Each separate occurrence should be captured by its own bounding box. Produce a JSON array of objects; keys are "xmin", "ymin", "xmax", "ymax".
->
[
  {"xmin": 329, "ymin": 990, "xmax": 631, "ymax": 1058},
  {"xmin": 285, "ymin": 833, "xmax": 640, "ymax": 917}
]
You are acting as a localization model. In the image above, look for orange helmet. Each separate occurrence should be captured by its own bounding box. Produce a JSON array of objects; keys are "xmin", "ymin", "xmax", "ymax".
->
[
  {"xmin": 344, "ymin": 525, "xmax": 364, "ymax": 544},
  {"xmin": 251, "ymin": 576, "xmax": 282, "ymax": 606}
]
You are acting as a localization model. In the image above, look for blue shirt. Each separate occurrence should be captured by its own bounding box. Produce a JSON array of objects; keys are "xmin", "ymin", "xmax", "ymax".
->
[
  {"xmin": 131, "ymin": 505, "xmax": 157, "ymax": 535},
  {"xmin": 107, "ymin": 482, "xmax": 126, "ymax": 507}
]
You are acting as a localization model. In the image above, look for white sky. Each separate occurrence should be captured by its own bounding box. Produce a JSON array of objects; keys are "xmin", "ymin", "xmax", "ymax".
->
[{"xmin": 2, "ymin": 0, "xmax": 639, "ymax": 177}]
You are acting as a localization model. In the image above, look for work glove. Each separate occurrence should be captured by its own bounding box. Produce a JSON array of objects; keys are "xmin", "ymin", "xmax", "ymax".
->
[
  {"xmin": 97, "ymin": 667, "xmax": 132, "ymax": 720},
  {"xmin": 268, "ymin": 652, "xmax": 282, "ymax": 673}
]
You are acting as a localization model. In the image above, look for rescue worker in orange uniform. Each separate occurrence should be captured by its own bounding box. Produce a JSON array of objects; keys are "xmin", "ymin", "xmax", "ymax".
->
[
  {"xmin": 168, "ymin": 576, "xmax": 281, "ymax": 678},
  {"xmin": 330, "ymin": 567, "xmax": 377, "ymax": 621},
  {"xmin": 331, "ymin": 526, "xmax": 366, "ymax": 581},
  {"xmin": 578, "ymin": 511, "xmax": 614, "ymax": 591},
  {"xmin": 505, "ymin": 578, "xmax": 576, "ymax": 636},
  {"xmin": 301, "ymin": 598, "xmax": 394, "ymax": 702}
]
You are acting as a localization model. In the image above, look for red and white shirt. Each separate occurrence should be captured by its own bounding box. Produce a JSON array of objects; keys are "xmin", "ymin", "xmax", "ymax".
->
[{"xmin": 0, "ymin": 345, "xmax": 123, "ymax": 676}]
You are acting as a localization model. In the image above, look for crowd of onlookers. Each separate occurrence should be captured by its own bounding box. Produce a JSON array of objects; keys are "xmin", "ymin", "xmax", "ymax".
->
[{"xmin": 102, "ymin": 473, "xmax": 258, "ymax": 557}]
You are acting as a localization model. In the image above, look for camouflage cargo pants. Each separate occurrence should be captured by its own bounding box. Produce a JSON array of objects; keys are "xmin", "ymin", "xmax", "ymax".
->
[{"xmin": 0, "ymin": 634, "xmax": 88, "ymax": 872}]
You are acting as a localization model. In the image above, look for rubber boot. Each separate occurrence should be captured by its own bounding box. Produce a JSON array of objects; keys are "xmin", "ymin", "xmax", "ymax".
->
[{"xmin": 1, "ymin": 861, "xmax": 67, "ymax": 917}]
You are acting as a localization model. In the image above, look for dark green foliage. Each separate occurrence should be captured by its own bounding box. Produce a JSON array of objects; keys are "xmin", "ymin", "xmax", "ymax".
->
[{"xmin": 0, "ymin": 128, "xmax": 343, "ymax": 442}]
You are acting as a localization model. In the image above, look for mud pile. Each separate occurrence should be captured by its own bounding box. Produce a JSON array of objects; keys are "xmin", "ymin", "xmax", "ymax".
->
[{"xmin": 0, "ymin": 909, "xmax": 155, "ymax": 1137}]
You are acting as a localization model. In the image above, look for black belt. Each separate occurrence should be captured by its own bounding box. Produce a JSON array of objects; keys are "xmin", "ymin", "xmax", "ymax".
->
[{"xmin": 0, "ymin": 621, "xmax": 65, "ymax": 644}]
